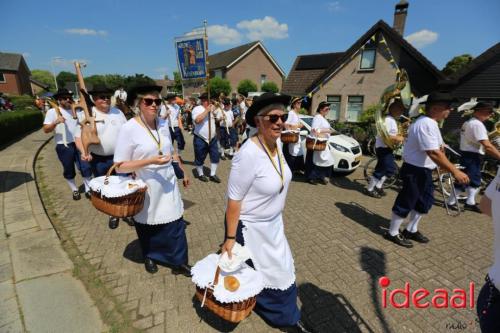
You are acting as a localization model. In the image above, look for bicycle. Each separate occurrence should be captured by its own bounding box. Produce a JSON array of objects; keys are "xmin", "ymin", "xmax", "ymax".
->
[{"xmin": 363, "ymin": 156, "xmax": 401, "ymax": 189}]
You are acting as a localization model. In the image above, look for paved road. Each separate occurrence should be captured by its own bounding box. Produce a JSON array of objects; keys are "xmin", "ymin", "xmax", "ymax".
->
[{"xmin": 36, "ymin": 132, "xmax": 492, "ymax": 333}]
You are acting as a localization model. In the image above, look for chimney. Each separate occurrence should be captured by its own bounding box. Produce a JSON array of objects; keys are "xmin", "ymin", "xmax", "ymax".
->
[{"xmin": 393, "ymin": 0, "xmax": 409, "ymax": 35}]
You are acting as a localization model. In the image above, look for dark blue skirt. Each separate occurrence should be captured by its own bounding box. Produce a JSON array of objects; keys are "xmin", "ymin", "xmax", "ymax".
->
[
  {"xmin": 224, "ymin": 219, "xmax": 301, "ymax": 327},
  {"xmin": 134, "ymin": 218, "xmax": 188, "ymax": 266},
  {"xmin": 304, "ymin": 149, "xmax": 331, "ymax": 180}
]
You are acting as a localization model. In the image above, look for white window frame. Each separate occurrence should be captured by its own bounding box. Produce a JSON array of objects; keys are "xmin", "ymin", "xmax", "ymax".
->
[
  {"xmin": 0, "ymin": 73, "xmax": 6, "ymax": 83},
  {"xmin": 326, "ymin": 95, "xmax": 341, "ymax": 121},
  {"xmin": 359, "ymin": 48, "xmax": 376, "ymax": 70},
  {"xmin": 346, "ymin": 96, "xmax": 364, "ymax": 122},
  {"xmin": 260, "ymin": 74, "xmax": 267, "ymax": 85}
]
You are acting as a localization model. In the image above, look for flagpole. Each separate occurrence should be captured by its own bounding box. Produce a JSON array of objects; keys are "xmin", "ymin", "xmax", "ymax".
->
[{"xmin": 204, "ymin": 20, "xmax": 212, "ymax": 142}]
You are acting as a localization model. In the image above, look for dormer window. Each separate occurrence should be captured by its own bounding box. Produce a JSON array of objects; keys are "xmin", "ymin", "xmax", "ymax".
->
[{"xmin": 359, "ymin": 49, "xmax": 376, "ymax": 70}]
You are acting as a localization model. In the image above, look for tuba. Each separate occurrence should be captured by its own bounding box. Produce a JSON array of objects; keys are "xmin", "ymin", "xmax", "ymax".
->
[
  {"xmin": 489, "ymin": 120, "xmax": 500, "ymax": 150},
  {"xmin": 375, "ymin": 69, "xmax": 412, "ymax": 150}
]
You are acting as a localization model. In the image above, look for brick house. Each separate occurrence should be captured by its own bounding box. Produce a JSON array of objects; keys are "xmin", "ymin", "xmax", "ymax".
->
[
  {"xmin": 208, "ymin": 41, "xmax": 285, "ymax": 94},
  {"xmin": 30, "ymin": 78, "xmax": 50, "ymax": 96},
  {"xmin": 282, "ymin": 1, "xmax": 444, "ymax": 122},
  {"xmin": 0, "ymin": 52, "xmax": 32, "ymax": 96},
  {"xmin": 443, "ymin": 42, "xmax": 500, "ymax": 133}
]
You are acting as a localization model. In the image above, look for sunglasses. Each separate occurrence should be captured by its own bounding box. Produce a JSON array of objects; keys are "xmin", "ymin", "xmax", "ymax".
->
[
  {"xmin": 258, "ymin": 114, "xmax": 288, "ymax": 123},
  {"xmin": 96, "ymin": 95, "xmax": 111, "ymax": 100},
  {"xmin": 142, "ymin": 98, "xmax": 162, "ymax": 106}
]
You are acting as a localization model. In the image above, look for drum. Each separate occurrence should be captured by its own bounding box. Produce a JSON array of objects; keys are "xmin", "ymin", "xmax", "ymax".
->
[
  {"xmin": 281, "ymin": 130, "xmax": 299, "ymax": 144},
  {"xmin": 306, "ymin": 136, "xmax": 327, "ymax": 151}
]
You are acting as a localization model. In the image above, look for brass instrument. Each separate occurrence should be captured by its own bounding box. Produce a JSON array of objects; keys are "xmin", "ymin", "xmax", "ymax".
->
[
  {"xmin": 488, "ymin": 120, "xmax": 500, "ymax": 150},
  {"xmin": 74, "ymin": 62, "xmax": 100, "ymax": 156},
  {"xmin": 375, "ymin": 69, "xmax": 412, "ymax": 149}
]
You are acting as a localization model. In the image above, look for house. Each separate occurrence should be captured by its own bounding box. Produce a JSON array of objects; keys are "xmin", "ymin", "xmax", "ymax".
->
[
  {"xmin": 30, "ymin": 78, "xmax": 50, "ymax": 96},
  {"xmin": 0, "ymin": 52, "xmax": 32, "ymax": 96},
  {"xmin": 208, "ymin": 41, "xmax": 285, "ymax": 94},
  {"xmin": 155, "ymin": 79, "xmax": 176, "ymax": 95},
  {"xmin": 442, "ymin": 42, "xmax": 500, "ymax": 133},
  {"xmin": 282, "ymin": 1, "xmax": 445, "ymax": 121}
]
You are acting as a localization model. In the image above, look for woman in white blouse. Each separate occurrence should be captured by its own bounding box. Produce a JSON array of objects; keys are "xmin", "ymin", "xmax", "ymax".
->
[
  {"xmin": 113, "ymin": 85, "xmax": 191, "ymax": 276},
  {"xmin": 222, "ymin": 93, "xmax": 313, "ymax": 333},
  {"xmin": 283, "ymin": 97, "xmax": 304, "ymax": 174},
  {"xmin": 304, "ymin": 101, "xmax": 334, "ymax": 185}
]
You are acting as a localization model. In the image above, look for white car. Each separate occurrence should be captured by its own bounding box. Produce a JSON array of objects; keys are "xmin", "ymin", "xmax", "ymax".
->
[{"xmin": 298, "ymin": 115, "xmax": 362, "ymax": 173}]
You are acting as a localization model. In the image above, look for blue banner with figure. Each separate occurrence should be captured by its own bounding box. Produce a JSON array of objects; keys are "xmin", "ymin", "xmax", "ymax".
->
[{"xmin": 175, "ymin": 35, "xmax": 207, "ymax": 80}]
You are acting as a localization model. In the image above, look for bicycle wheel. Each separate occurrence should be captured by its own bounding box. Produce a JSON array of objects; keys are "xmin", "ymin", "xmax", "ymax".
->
[
  {"xmin": 366, "ymin": 138, "xmax": 376, "ymax": 156},
  {"xmin": 363, "ymin": 158, "xmax": 399, "ymax": 189}
]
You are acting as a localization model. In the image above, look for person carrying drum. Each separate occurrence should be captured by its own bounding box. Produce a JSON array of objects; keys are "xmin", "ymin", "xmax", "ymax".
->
[
  {"xmin": 386, "ymin": 92, "xmax": 469, "ymax": 247},
  {"xmin": 447, "ymin": 102, "xmax": 500, "ymax": 212},
  {"xmin": 283, "ymin": 96, "xmax": 304, "ymax": 174}
]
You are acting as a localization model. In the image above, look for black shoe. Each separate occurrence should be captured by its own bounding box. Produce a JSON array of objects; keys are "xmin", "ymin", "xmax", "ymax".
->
[
  {"xmin": 319, "ymin": 178, "xmax": 328, "ymax": 185},
  {"xmin": 198, "ymin": 175, "xmax": 209, "ymax": 182},
  {"xmin": 209, "ymin": 175, "xmax": 221, "ymax": 183},
  {"xmin": 144, "ymin": 258, "xmax": 158, "ymax": 274},
  {"xmin": 282, "ymin": 320, "xmax": 315, "ymax": 333},
  {"xmin": 123, "ymin": 217, "xmax": 135, "ymax": 226},
  {"xmin": 308, "ymin": 179, "xmax": 318, "ymax": 185},
  {"xmin": 84, "ymin": 191, "xmax": 91, "ymax": 199},
  {"xmin": 376, "ymin": 187, "xmax": 387, "ymax": 196},
  {"xmin": 108, "ymin": 217, "xmax": 119, "ymax": 229},
  {"xmin": 384, "ymin": 232, "xmax": 413, "ymax": 248},
  {"xmin": 402, "ymin": 229, "xmax": 429, "ymax": 243},
  {"xmin": 220, "ymin": 155, "xmax": 227, "ymax": 160},
  {"xmin": 364, "ymin": 188, "xmax": 381, "ymax": 198},
  {"xmin": 171, "ymin": 264, "xmax": 191, "ymax": 277},
  {"xmin": 464, "ymin": 203, "xmax": 481, "ymax": 213},
  {"xmin": 72, "ymin": 191, "xmax": 81, "ymax": 200}
]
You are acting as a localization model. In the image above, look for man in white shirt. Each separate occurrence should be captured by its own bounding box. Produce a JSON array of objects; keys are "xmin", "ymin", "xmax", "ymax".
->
[
  {"xmin": 43, "ymin": 88, "xmax": 92, "ymax": 200},
  {"xmin": 75, "ymin": 85, "xmax": 127, "ymax": 229},
  {"xmin": 216, "ymin": 98, "xmax": 236, "ymax": 159},
  {"xmin": 161, "ymin": 93, "xmax": 185, "ymax": 156},
  {"xmin": 191, "ymin": 93, "xmax": 220, "ymax": 183},
  {"xmin": 448, "ymin": 102, "xmax": 500, "ymax": 212},
  {"xmin": 113, "ymin": 87, "xmax": 127, "ymax": 102},
  {"xmin": 365, "ymin": 99, "xmax": 405, "ymax": 198},
  {"xmin": 386, "ymin": 92, "xmax": 469, "ymax": 247}
]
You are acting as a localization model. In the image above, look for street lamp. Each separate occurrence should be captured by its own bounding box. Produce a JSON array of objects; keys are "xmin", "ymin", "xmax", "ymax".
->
[{"xmin": 50, "ymin": 57, "xmax": 63, "ymax": 90}]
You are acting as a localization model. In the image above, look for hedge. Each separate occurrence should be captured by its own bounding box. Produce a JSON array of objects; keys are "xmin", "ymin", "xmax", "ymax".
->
[
  {"xmin": 8, "ymin": 94, "xmax": 37, "ymax": 110},
  {"xmin": 0, "ymin": 109, "xmax": 44, "ymax": 144}
]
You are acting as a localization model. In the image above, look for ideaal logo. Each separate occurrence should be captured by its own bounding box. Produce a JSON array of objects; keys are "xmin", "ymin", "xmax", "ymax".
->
[{"xmin": 379, "ymin": 277, "xmax": 475, "ymax": 309}]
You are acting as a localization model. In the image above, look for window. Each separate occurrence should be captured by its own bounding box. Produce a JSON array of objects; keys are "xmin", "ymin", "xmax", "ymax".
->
[
  {"xmin": 0, "ymin": 73, "xmax": 5, "ymax": 83},
  {"xmin": 260, "ymin": 74, "xmax": 267, "ymax": 85},
  {"xmin": 214, "ymin": 69, "xmax": 223, "ymax": 78},
  {"xmin": 359, "ymin": 49, "xmax": 376, "ymax": 70},
  {"xmin": 326, "ymin": 95, "xmax": 341, "ymax": 120},
  {"xmin": 346, "ymin": 96, "xmax": 364, "ymax": 122}
]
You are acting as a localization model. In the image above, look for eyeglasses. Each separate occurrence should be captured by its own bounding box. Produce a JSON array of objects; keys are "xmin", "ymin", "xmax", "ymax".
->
[
  {"xmin": 96, "ymin": 95, "xmax": 111, "ymax": 100},
  {"xmin": 258, "ymin": 114, "xmax": 288, "ymax": 123},
  {"xmin": 142, "ymin": 98, "xmax": 162, "ymax": 106}
]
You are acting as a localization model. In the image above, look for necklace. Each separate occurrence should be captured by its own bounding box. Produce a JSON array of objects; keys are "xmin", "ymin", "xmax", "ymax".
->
[
  {"xmin": 138, "ymin": 115, "xmax": 162, "ymax": 155},
  {"xmin": 256, "ymin": 136, "xmax": 284, "ymax": 193}
]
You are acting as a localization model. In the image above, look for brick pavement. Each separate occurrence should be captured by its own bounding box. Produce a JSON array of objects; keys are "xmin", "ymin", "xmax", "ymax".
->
[{"xmin": 36, "ymin": 131, "xmax": 492, "ymax": 333}]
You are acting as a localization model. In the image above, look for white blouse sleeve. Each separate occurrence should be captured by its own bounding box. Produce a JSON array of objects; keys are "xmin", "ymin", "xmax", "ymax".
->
[
  {"xmin": 113, "ymin": 125, "xmax": 135, "ymax": 163},
  {"xmin": 227, "ymin": 147, "xmax": 256, "ymax": 201},
  {"xmin": 311, "ymin": 115, "xmax": 322, "ymax": 130}
]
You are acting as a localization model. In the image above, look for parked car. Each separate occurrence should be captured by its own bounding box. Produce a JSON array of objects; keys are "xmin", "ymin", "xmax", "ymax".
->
[{"xmin": 298, "ymin": 115, "xmax": 363, "ymax": 173}]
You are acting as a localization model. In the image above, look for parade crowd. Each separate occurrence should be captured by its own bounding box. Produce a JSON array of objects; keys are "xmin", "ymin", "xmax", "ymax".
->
[{"xmin": 42, "ymin": 81, "xmax": 500, "ymax": 332}]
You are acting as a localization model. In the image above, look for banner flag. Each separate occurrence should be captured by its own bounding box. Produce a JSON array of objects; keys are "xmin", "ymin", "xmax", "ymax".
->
[{"xmin": 175, "ymin": 34, "xmax": 207, "ymax": 80}]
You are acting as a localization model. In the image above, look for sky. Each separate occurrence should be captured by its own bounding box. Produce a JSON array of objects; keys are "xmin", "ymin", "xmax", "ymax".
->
[{"xmin": 2, "ymin": 0, "xmax": 499, "ymax": 80}]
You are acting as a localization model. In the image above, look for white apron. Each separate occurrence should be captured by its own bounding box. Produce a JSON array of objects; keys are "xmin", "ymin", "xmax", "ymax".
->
[
  {"xmin": 288, "ymin": 140, "xmax": 303, "ymax": 157},
  {"xmin": 241, "ymin": 214, "xmax": 295, "ymax": 290},
  {"xmin": 313, "ymin": 143, "xmax": 335, "ymax": 167}
]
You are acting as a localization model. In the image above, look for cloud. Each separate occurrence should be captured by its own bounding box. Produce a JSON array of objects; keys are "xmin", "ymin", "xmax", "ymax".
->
[
  {"xmin": 186, "ymin": 25, "xmax": 242, "ymax": 45},
  {"xmin": 405, "ymin": 29, "xmax": 438, "ymax": 48},
  {"xmin": 237, "ymin": 16, "xmax": 288, "ymax": 40},
  {"xmin": 52, "ymin": 58, "xmax": 90, "ymax": 68},
  {"xmin": 326, "ymin": 1, "xmax": 341, "ymax": 12},
  {"xmin": 64, "ymin": 28, "xmax": 108, "ymax": 36}
]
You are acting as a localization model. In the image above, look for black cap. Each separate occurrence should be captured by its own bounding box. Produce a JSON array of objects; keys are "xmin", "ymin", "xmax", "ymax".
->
[
  {"xmin": 472, "ymin": 102, "xmax": 494, "ymax": 111},
  {"xmin": 245, "ymin": 92, "xmax": 291, "ymax": 127},
  {"xmin": 164, "ymin": 93, "xmax": 177, "ymax": 100},
  {"xmin": 317, "ymin": 101, "xmax": 331, "ymax": 111},
  {"xmin": 199, "ymin": 92, "xmax": 209, "ymax": 100},
  {"xmin": 423, "ymin": 92, "xmax": 456, "ymax": 105},
  {"xmin": 222, "ymin": 98, "xmax": 231, "ymax": 105},
  {"xmin": 88, "ymin": 85, "xmax": 113, "ymax": 96},
  {"xmin": 126, "ymin": 85, "xmax": 162, "ymax": 105},
  {"xmin": 53, "ymin": 88, "xmax": 73, "ymax": 100}
]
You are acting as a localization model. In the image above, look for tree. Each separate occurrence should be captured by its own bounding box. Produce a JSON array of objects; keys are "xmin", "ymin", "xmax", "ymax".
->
[
  {"xmin": 85, "ymin": 75, "xmax": 106, "ymax": 89},
  {"xmin": 103, "ymin": 74, "xmax": 125, "ymax": 90},
  {"xmin": 442, "ymin": 54, "xmax": 474, "ymax": 76},
  {"xmin": 123, "ymin": 74, "xmax": 156, "ymax": 91},
  {"xmin": 56, "ymin": 71, "xmax": 77, "ymax": 90},
  {"xmin": 237, "ymin": 79, "xmax": 257, "ymax": 97},
  {"xmin": 173, "ymin": 71, "xmax": 183, "ymax": 93},
  {"xmin": 209, "ymin": 77, "xmax": 231, "ymax": 97},
  {"xmin": 31, "ymin": 69, "xmax": 56, "ymax": 91},
  {"xmin": 261, "ymin": 81, "xmax": 279, "ymax": 93},
  {"xmin": 359, "ymin": 103, "xmax": 381, "ymax": 123}
]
